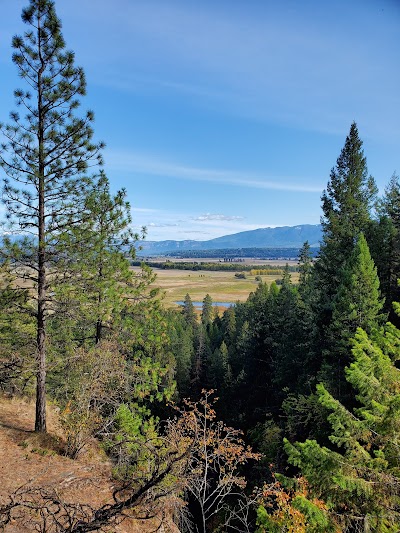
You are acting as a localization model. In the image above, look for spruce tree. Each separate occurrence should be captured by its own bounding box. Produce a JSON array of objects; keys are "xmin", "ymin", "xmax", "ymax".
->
[
  {"xmin": 298, "ymin": 241, "xmax": 313, "ymax": 299},
  {"xmin": 316, "ymin": 122, "xmax": 377, "ymax": 312},
  {"xmin": 182, "ymin": 293, "xmax": 197, "ymax": 328},
  {"xmin": 284, "ymin": 322, "xmax": 400, "ymax": 531},
  {"xmin": 371, "ymin": 174, "xmax": 400, "ymax": 317},
  {"xmin": 0, "ymin": 0, "xmax": 103, "ymax": 431},
  {"xmin": 322, "ymin": 233, "xmax": 384, "ymax": 400},
  {"xmin": 201, "ymin": 293, "xmax": 213, "ymax": 327}
]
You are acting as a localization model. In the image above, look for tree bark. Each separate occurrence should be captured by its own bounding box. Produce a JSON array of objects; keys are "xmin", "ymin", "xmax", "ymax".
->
[{"xmin": 35, "ymin": 10, "xmax": 46, "ymax": 433}]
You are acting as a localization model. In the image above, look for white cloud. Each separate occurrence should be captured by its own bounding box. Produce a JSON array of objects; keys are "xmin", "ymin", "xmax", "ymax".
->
[
  {"xmin": 177, "ymin": 230, "xmax": 211, "ymax": 235},
  {"xmin": 132, "ymin": 207, "xmax": 159, "ymax": 214},
  {"xmin": 129, "ymin": 205, "xmax": 269, "ymax": 241},
  {"xmin": 106, "ymin": 150, "xmax": 322, "ymax": 193},
  {"xmin": 194, "ymin": 213, "xmax": 244, "ymax": 222},
  {"xmin": 147, "ymin": 222, "xmax": 179, "ymax": 228}
]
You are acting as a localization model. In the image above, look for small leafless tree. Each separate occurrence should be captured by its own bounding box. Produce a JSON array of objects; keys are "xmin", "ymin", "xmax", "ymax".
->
[{"xmin": 168, "ymin": 390, "xmax": 260, "ymax": 533}]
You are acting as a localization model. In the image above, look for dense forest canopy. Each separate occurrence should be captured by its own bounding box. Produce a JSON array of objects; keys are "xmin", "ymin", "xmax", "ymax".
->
[{"xmin": 0, "ymin": 1, "xmax": 399, "ymax": 532}]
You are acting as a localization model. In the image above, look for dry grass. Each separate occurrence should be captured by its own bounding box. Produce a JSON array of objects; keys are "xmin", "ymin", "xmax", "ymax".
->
[{"xmin": 146, "ymin": 267, "xmax": 299, "ymax": 308}]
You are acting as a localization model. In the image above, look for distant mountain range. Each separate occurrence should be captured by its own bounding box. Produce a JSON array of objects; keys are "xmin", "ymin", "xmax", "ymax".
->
[{"xmin": 138, "ymin": 224, "xmax": 322, "ymax": 255}]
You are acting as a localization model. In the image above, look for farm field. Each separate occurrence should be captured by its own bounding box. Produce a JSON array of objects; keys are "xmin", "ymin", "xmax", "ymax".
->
[{"xmin": 141, "ymin": 267, "xmax": 300, "ymax": 309}]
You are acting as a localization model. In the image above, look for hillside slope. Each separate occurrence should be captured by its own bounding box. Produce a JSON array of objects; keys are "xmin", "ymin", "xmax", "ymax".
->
[{"xmin": 0, "ymin": 396, "xmax": 178, "ymax": 532}]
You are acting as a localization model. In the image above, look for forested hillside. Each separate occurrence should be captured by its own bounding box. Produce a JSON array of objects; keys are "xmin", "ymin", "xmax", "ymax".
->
[
  {"xmin": 138, "ymin": 225, "xmax": 323, "ymax": 254},
  {"xmin": 1, "ymin": 2, "xmax": 400, "ymax": 532}
]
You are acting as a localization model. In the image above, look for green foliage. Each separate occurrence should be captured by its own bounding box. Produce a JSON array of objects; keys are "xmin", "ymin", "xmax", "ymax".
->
[
  {"xmin": 134, "ymin": 259, "xmax": 298, "ymax": 273},
  {"xmin": 53, "ymin": 173, "xmax": 143, "ymax": 345},
  {"xmin": 107, "ymin": 402, "xmax": 160, "ymax": 480},
  {"xmin": 257, "ymin": 475, "xmax": 338, "ymax": 533},
  {"xmin": 371, "ymin": 174, "xmax": 400, "ymax": 318},
  {"xmin": 0, "ymin": 264, "xmax": 36, "ymax": 394},
  {"xmin": 0, "ymin": 0, "xmax": 104, "ymax": 431},
  {"xmin": 201, "ymin": 293, "xmax": 213, "ymax": 326},
  {"xmin": 182, "ymin": 292, "xmax": 197, "ymax": 328},
  {"xmin": 316, "ymin": 122, "xmax": 377, "ymax": 321},
  {"xmin": 51, "ymin": 340, "xmax": 128, "ymax": 457},
  {"xmin": 285, "ymin": 322, "xmax": 400, "ymax": 530},
  {"xmin": 321, "ymin": 233, "xmax": 385, "ymax": 399}
]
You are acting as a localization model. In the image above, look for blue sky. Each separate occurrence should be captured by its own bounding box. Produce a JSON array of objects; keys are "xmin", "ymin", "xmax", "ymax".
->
[{"xmin": 1, "ymin": 0, "xmax": 399, "ymax": 241}]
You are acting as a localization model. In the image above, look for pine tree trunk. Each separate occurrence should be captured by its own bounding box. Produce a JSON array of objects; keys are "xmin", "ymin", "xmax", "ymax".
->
[
  {"xmin": 35, "ymin": 173, "xmax": 47, "ymax": 432},
  {"xmin": 35, "ymin": 304, "xmax": 46, "ymax": 432},
  {"xmin": 35, "ymin": 18, "xmax": 47, "ymax": 433}
]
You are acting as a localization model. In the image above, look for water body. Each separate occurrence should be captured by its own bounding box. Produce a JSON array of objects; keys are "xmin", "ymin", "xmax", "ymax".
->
[{"xmin": 175, "ymin": 301, "xmax": 234, "ymax": 309}]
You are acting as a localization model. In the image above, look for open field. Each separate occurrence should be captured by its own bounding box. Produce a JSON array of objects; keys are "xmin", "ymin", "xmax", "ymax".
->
[
  {"xmin": 144, "ymin": 257, "xmax": 300, "ymax": 267},
  {"xmin": 7, "ymin": 264, "xmax": 299, "ymax": 311},
  {"xmin": 144, "ymin": 267, "xmax": 300, "ymax": 309}
]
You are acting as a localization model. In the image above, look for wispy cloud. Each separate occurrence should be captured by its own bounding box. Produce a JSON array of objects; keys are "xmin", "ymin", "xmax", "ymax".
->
[
  {"xmin": 131, "ymin": 207, "xmax": 159, "ymax": 214},
  {"xmin": 106, "ymin": 150, "xmax": 322, "ymax": 193},
  {"xmin": 129, "ymin": 205, "xmax": 269, "ymax": 241},
  {"xmin": 58, "ymin": 0, "xmax": 400, "ymax": 141},
  {"xmin": 147, "ymin": 222, "xmax": 179, "ymax": 228},
  {"xmin": 193, "ymin": 213, "xmax": 244, "ymax": 222},
  {"xmin": 178, "ymin": 230, "xmax": 211, "ymax": 235}
]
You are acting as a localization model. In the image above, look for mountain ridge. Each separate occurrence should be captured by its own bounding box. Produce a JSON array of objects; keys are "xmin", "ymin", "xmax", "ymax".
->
[{"xmin": 138, "ymin": 224, "xmax": 322, "ymax": 254}]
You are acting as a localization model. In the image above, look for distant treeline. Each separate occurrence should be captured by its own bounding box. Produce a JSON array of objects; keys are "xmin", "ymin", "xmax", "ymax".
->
[
  {"xmin": 131, "ymin": 260, "xmax": 298, "ymax": 273},
  {"xmin": 154, "ymin": 246, "xmax": 320, "ymax": 260}
]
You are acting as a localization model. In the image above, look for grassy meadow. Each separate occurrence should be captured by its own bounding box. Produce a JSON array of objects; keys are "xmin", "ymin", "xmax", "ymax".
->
[{"xmin": 144, "ymin": 267, "xmax": 300, "ymax": 309}]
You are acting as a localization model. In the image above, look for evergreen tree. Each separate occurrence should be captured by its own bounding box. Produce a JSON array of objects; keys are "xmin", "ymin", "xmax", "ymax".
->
[
  {"xmin": 285, "ymin": 322, "xmax": 400, "ymax": 531},
  {"xmin": 322, "ymin": 233, "xmax": 384, "ymax": 400},
  {"xmin": 371, "ymin": 174, "xmax": 400, "ymax": 318},
  {"xmin": 201, "ymin": 293, "xmax": 213, "ymax": 327},
  {"xmin": 167, "ymin": 311, "xmax": 194, "ymax": 398},
  {"xmin": 0, "ymin": 264, "xmax": 35, "ymax": 394},
  {"xmin": 0, "ymin": 0, "xmax": 103, "ymax": 431},
  {"xmin": 206, "ymin": 340, "xmax": 230, "ymax": 392},
  {"xmin": 316, "ymin": 122, "xmax": 377, "ymax": 315},
  {"xmin": 182, "ymin": 293, "xmax": 197, "ymax": 328},
  {"xmin": 298, "ymin": 241, "xmax": 313, "ymax": 300},
  {"xmin": 51, "ymin": 173, "xmax": 143, "ymax": 346}
]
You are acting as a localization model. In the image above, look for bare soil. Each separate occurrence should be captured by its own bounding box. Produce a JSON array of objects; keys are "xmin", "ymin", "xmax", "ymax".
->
[{"xmin": 0, "ymin": 396, "xmax": 179, "ymax": 532}]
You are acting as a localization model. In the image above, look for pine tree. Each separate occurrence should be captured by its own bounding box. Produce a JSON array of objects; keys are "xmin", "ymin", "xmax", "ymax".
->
[
  {"xmin": 0, "ymin": 0, "xmax": 103, "ymax": 431},
  {"xmin": 167, "ymin": 311, "xmax": 194, "ymax": 398},
  {"xmin": 51, "ymin": 173, "xmax": 143, "ymax": 346}
]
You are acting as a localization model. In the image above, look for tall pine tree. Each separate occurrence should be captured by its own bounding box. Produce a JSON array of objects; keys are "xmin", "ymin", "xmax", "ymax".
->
[{"xmin": 0, "ymin": 0, "xmax": 103, "ymax": 431}]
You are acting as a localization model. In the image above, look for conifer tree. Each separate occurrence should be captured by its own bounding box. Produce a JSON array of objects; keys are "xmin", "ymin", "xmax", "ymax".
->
[
  {"xmin": 298, "ymin": 241, "xmax": 313, "ymax": 300},
  {"xmin": 167, "ymin": 311, "xmax": 194, "ymax": 398},
  {"xmin": 371, "ymin": 174, "xmax": 400, "ymax": 316},
  {"xmin": 51, "ymin": 173, "xmax": 144, "ymax": 346},
  {"xmin": 322, "ymin": 233, "xmax": 384, "ymax": 399},
  {"xmin": 0, "ymin": 0, "xmax": 103, "ymax": 431},
  {"xmin": 284, "ymin": 322, "xmax": 400, "ymax": 531},
  {"xmin": 201, "ymin": 293, "xmax": 213, "ymax": 327},
  {"xmin": 316, "ymin": 122, "xmax": 377, "ymax": 312},
  {"xmin": 182, "ymin": 293, "xmax": 197, "ymax": 328}
]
